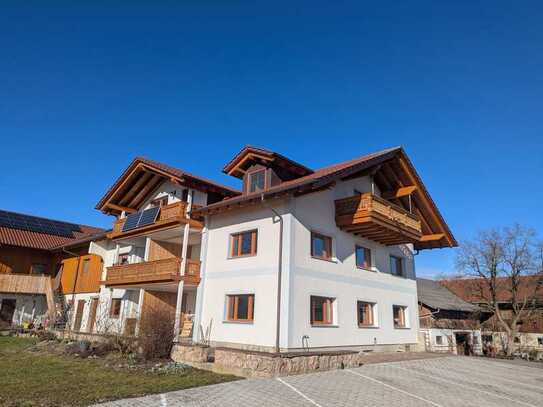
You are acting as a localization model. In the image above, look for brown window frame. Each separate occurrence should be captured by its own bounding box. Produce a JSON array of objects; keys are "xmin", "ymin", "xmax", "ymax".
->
[
  {"xmin": 226, "ymin": 294, "xmax": 254, "ymax": 323},
  {"xmin": 230, "ymin": 230, "xmax": 258, "ymax": 258},
  {"xmin": 390, "ymin": 255, "xmax": 404, "ymax": 277},
  {"xmin": 247, "ymin": 168, "xmax": 266, "ymax": 194},
  {"xmin": 357, "ymin": 301, "xmax": 375, "ymax": 327},
  {"xmin": 311, "ymin": 232, "xmax": 333, "ymax": 261},
  {"xmin": 310, "ymin": 296, "xmax": 335, "ymax": 326},
  {"xmin": 109, "ymin": 298, "xmax": 122, "ymax": 319},
  {"xmin": 393, "ymin": 305, "xmax": 407, "ymax": 329},
  {"xmin": 355, "ymin": 246, "xmax": 372, "ymax": 270}
]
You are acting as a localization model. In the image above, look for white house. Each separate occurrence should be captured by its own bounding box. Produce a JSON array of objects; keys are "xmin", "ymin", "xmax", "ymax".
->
[{"xmin": 68, "ymin": 147, "xmax": 456, "ymax": 355}]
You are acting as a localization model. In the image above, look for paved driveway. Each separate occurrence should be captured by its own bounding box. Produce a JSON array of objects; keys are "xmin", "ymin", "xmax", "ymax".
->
[{"xmin": 98, "ymin": 356, "xmax": 543, "ymax": 407}]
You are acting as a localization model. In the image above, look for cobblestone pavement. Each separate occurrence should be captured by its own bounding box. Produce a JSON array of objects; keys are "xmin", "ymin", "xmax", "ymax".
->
[{"xmin": 96, "ymin": 356, "xmax": 543, "ymax": 407}]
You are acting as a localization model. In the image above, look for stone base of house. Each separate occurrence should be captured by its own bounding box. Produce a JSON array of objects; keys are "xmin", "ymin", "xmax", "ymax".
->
[{"xmin": 171, "ymin": 343, "xmax": 419, "ymax": 378}]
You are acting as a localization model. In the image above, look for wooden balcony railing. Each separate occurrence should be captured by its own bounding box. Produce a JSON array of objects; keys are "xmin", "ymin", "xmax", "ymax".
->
[
  {"xmin": 105, "ymin": 257, "xmax": 201, "ymax": 287},
  {"xmin": 109, "ymin": 201, "xmax": 203, "ymax": 238},
  {"xmin": 335, "ymin": 193, "xmax": 422, "ymax": 245}
]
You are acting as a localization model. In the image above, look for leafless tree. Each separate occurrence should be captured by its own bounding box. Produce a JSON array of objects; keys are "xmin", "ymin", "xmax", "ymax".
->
[{"xmin": 456, "ymin": 224, "xmax": 543, "ymax": 355}]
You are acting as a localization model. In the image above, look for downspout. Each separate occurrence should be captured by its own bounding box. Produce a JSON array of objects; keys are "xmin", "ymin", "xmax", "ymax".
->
[
  {"xmin": 62, "ymin": 247, "xmax": 82, "ymax": 332},
  {"xmin": 261, "ymin": 194, "xmax": 284, "ymax": 354}
]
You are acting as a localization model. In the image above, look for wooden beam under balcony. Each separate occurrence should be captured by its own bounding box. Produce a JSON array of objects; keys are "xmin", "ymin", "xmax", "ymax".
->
[
  {"xmin": 106, "ymin": 203, "xmax": 137, "ymax": 214},
  {"xmin": 335, "ymin": 193, "xmax": 422, "ymax": 246}
]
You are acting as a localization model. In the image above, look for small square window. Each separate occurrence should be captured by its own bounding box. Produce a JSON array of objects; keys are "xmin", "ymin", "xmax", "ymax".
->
[
  {"xmin": 31, "ymin": 263, "xmax": 47, "ymax": 275},
  {"xmin": 514, "ymin": 336, "xmax": 520, "ymax": 343},
  {"xmin": 230, "ymin": 230, "xmax": 257, "ymax": 257},
  {"xmin": 356, "ymin": 246, "xmax": 372, "ymax": 270},
  {"xmin": 390, "ymin": 256, "xmax": 404, "ymax": 277},
  {"xmin": 393, "ymin": 305, "xmax": 407, "ymax": 328},
  {"xmin": 310, "ymin": 296, "xmax": 335, "ymax": 325},
  {"xmin": 311, "ymin": 232, "xmax": 333, "ymax": 260},
  {"xmin": 435, "ymin": 335, "xmax": 443, "ymax": 345},
  {"xmin": 226, "ymin": 294, "xmax": 254, "ymax": 322},
  {"xmin": 248, "ymin": 170, "xmax": 266, "ymax": 193},
  {"xmin": 538, "ymin": 337, "xmax": 543, "ymax": 346},
  {"xmin": 109, "ymin": 299, "xmax": 121, "ymax": 319},
  {"xmin": 357, "ymin": 301, "xmax": 375, "ymax": 327}
]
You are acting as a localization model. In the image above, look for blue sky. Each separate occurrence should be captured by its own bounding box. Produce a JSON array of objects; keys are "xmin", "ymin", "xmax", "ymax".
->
[{"xmin": 1, "ymin": 2, "xmax": 542, "ymax": 277}]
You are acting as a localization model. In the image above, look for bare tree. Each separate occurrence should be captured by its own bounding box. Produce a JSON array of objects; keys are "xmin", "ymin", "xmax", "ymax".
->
[{"xmin": 456, "ymin": 224, "xmax": 543, "ymax": 356}]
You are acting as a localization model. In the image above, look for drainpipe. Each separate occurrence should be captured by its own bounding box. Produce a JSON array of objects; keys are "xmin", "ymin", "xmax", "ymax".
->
[
  {"xmin": 62, "ymin": 247, "xmax": 82, "ymax": 332},
  {"xmin": 261, "ymin": 194, "xmax": 284, "ymax": 354}
]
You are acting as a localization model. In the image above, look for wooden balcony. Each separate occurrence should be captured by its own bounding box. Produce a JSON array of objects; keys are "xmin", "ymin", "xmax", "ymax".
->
[
  {"xmin": 104, "ymin": 258, "xmax": 201, "ymax": 287},
  {"xmin": 108, "ymin": 202, "xmax": 203, "ymax": 239},
  {"xmin": 335, "ymin": 193, "xmax": 422, "ymax": 245}
]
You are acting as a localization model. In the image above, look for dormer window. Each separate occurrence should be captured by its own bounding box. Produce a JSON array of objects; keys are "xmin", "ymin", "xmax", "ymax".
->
[{"xmin": 248, "ymin": 169, "xmax": 266, "ymax": 193}]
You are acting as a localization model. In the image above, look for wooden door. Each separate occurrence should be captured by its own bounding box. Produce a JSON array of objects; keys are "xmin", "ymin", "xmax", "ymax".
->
[
  {"xmin": 73, "ymin": 300, "xmax": 85, "ymax": 331},
  {"xmin": 87, "ymin": 298, "xmax": 99, "ymax": 333},
  {"xmin": 0, "ymin": 299, "xmax": 16, "ymax": 328}
]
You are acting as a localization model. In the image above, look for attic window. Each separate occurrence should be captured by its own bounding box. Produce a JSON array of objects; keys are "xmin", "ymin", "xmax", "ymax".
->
[{"xmin": 248, "ymin": 169, "xmax": 266, "ymax": 193}]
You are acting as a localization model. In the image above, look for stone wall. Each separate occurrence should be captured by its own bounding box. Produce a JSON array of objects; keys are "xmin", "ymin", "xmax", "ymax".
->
[
  {"xmin": 213, "ymin": 348, "xmax": 364, "ymax": 378},
  {"xmin": 171, "ymin": 344, "xmax": 213, "ymax": 363}
]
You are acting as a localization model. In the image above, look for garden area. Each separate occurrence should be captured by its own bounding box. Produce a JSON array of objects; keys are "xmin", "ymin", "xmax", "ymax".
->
[{"xmin": 0, "ymin": 335, "xmax": 239, "ymax": 407}]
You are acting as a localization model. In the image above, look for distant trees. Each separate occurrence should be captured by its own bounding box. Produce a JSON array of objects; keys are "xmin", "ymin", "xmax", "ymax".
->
[{"xmin": 456, "ymin": 224, "xmax": 543, "ymax": 355}]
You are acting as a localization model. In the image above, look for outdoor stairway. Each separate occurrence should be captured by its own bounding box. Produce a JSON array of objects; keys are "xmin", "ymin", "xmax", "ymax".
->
[{"xmin": 180, "ymin": 319, "xmax": 193, "ymax": 338}]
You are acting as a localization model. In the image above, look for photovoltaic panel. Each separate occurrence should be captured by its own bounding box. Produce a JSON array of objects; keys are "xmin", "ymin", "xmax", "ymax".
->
[
  {"xmin": 137, "ymin": 207, "xmax": 160, "ymax": 228},
  {"xmin": 122, "ymin": 212, "xmax": 142, "ymax": 232},
  {"xmin": 0, "ymin": 210, "xmax": 81, "ymax": 238}
]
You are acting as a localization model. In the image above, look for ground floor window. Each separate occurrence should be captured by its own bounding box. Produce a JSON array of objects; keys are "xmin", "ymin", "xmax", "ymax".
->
[
  {"xmin": 226, "ymin": 294, "xmax": 254, "ymax": 322},
  {"xmin": 109, "ymin": 298, "xmax": 121, "ymax": 318},
  {"xmin": 310, "ymin": 296, "xmax": 335, "ymax": 325},
  {"xmin": 538, "ymin": 337, "xmax": 543, "ymax": 346},
  {"xmin": 392, "ymin": 305, "xmax": 407, "ymax": 328},
  {"xmin": 357, "ymin": 301, "xmax": 375, "ymax": 327},
  {"xmin": 435, "ymin": 335, "xmax": 443, "ymax": 345}
]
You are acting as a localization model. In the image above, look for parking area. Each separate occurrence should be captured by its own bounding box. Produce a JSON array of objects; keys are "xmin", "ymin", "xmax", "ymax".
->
[{"xmin": 98, "ymin": 356, "xmax": 543, "ymax": 407}]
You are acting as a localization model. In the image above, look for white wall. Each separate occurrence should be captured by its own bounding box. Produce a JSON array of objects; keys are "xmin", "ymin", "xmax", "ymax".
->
[
  {"xmin": 140, "ymin": 180, "xmax": 208, "ymax": 210},
  {"xmin": 197, "ymin": 204, "xmax": 286, "ymax": 350},
  {"xmin": 0, "ymin": 294, "xmax": 48, "ymax": 326},
  {"xmin": 197, "ymin": 174, "xmax": 420, "ymax": 351}
]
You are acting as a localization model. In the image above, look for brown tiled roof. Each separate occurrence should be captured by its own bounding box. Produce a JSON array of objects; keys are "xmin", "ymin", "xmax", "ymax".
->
[
  {"xmin": 440, "ymin": 276, "xmax": 543, "ymax": 304},
  {"xmin": 95, "ymin": 156, "xmax": 240, "ymax": 211},
  {"xmin": 0, "ymin": 209, "xmax": 105, "ymax": 251},
  {"xmin": 196, "ymin": 146, "xmax": 401, "ymax": 214}
]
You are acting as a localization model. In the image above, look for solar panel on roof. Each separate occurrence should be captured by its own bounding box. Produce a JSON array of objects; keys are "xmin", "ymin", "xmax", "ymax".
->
[
  {"xmin": 0, "ymin": 210, "xmax": 82, "ymax": 238},
  {"xmin": 138, "ymin": 207, "xmax": 160, "ymax": 228},
  {"xmin": 122, "ymin": 212, "xmax": 142, "ymax": 232}
]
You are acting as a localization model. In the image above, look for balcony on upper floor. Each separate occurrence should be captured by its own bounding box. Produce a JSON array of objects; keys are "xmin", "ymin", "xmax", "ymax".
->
[
  {"xmin": 335, "ymin": 193, "xmax": 422, "ymax": 246},
  {"xmin": 104, "ymin": 257, "xmax": 201, "ymax": 288},
  {"xmin": 108, "ymin": 202, "xmax": 203, "ymax": 240}
]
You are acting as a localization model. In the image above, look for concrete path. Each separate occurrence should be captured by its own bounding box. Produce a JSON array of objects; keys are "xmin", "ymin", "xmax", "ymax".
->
[{"xmin": 96, "ymin": 356, "xmax": 543, "ymax": 407}]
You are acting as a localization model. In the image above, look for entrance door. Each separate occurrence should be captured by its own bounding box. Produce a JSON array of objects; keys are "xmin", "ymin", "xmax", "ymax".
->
[
  {"xmin": 87, "ymin": 298, "xmax": 99, "ymax": 333},
  {"xmin": 73, "ymin": 300, "xmax": 85, "ymax": 331},
  {"xmin": 0, "ymin": 299, "xmax": 16, "ymax": 328},
  {"xmin": 455, "ymin": 332, "xmax": 470, "ymax": 355}
]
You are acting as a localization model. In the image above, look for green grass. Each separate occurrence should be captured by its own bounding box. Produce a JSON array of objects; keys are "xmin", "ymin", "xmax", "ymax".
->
[{"xmin": 0, "ymin": 337, "xmax": 239, "ymax": 407}]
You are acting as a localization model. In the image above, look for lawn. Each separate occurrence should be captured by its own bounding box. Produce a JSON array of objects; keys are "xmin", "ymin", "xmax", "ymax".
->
[{"xmin": 0, "ymin": 336, "xmax": 239, "ymax": 407}]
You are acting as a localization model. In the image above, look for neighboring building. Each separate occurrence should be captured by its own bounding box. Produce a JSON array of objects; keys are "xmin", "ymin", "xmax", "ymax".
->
[
  {"xmin": 0, "ymin": 209, "xmax": 104, "ymax": 328},
  {"xmin": 417, "ymin": 278, "xmax": 482, "ymax": 355},
  {"xmin": 441, "ymin": 276, "xmax": 543, "ymax": 353}
]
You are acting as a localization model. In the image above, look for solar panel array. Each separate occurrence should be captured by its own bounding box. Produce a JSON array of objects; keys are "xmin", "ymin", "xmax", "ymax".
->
[
  {"xmin": 121, "ymin": 207, "xmax": 160, "ymax": 232},
  {"xmin": 0, "ymin": 210, "xmax": 82, "ymax": 238}
]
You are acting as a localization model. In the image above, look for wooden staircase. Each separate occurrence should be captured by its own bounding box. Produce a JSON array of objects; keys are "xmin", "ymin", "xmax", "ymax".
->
[{"xmin": 180, "ymin": 319, "xmax": 193, "ymax": 339}]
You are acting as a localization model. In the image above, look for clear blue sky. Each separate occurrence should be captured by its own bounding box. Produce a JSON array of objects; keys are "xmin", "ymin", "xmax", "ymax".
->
[{"xmin": 1, "ymin": 2, "xmax": 542, "ymax": 277}]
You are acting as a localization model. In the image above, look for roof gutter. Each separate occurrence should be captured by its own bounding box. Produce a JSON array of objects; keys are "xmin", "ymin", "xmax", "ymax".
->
[{"xmin": 261, "ymin": 193, "xmax": 284, "ymax": 354}]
